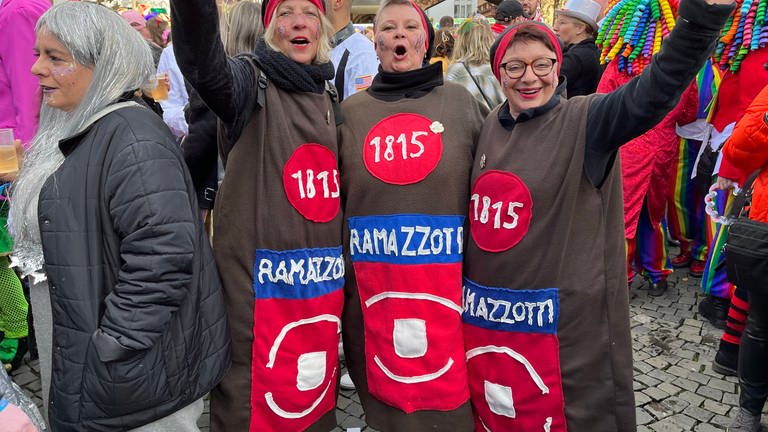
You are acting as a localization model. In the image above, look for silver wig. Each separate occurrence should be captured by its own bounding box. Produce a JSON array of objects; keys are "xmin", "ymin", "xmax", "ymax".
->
[{"xmin": 11, "ymin": 2, "xmax": 155, "ymax": 277}]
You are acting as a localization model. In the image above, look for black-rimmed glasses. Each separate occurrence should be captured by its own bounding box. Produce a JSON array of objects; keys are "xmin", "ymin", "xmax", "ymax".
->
[{"xmin": 500, "ymin": 58, "xmax": 557, "ymax": 79}]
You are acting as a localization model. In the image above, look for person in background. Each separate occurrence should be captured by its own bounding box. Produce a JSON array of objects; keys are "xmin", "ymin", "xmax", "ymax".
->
[
  {"xmin": 521, "ymin": 0, "xmax": 543, "ymax": 21},
  {"xmin": 439, "ymin": 15, "xmax": 454, "ymax": 30},
  {"xmin": 182, "ymin": 0, "xmax": 263, "ymax": 222},
  {"xmin": 121, "ymin": 10, "xmax": 163, "ymax": 65},
  {"xmin": 157, "ymin": 37, "xmax": 190, "ymax": 139},
  {"xmin": 695, "ymin": 10, "xmax": 768, "ymax": 338},
  {"xmin": 439, "ymin": 15, "xmax": 456, "ymax": 39},
  {"xmin": 0, "ymin": 177, "xmax": 27, "ymax": 373},
  {"xmin": 666, "ymin": 60, "xmax": 719, "ymax": 303},
  {"xmin": 10, "ymin": 2, "xmax": 229, "ymax": 428},
  {"xmin": 171, "ymin": 0, "xmax": 344, "ymax": 428},
  {"xmin": 327, "ymin": 0, "xmax": 379, "ymax": 100},
  {"xmin": 0, "ymin": 0, "xmax": 48, "ymax": 375},
  {"xmin": 553, "ymin": 0, "xmax": 601, "ymax": 97},
  {"xmin": 430, "ymin": 27, "xmax": 455, "ymax": 74},
  {"xmin": 462, "ymin": 0, "xmax": 732, "ymax": 427},
  {"xmin": 338, "ymin": 0, "xmax": 487, "ymax": 430},
  {"xmin": 222, "ymin": 1, "xmax": 264, "ymax": 55},
  {"xmin": 446, "ymin": 17, "xmax": 505, "ymax": 110},
  {"xmin": 363, "ymin": 25, "xmax": 375, "ymax": 41},
  {"xmin": 715, "ymin": 84, "xmax": 768, "ymax": 432},
  {"xmin": 700, "ymin": 46, "xmax": 768, "ymax": 376},
  {"xmin": 491, "ymin": 0, "xmax": 527, "ymax": 35},
  {"xmin": 146, "ymin": 13, "xmax": 170, "ymax": 49},
  {"xmin": 0, "ymin": 0, "xmax": 49, "ymax": 146},
  {"xmin": 597, "ymin": 0, "xmax": 698, "ymax": 296}
]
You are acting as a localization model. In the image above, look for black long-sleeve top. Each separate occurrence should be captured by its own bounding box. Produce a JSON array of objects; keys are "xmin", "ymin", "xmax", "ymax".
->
[{"xmin": 497, "ymin": 0, "xmax": 734, "ymax": 187}]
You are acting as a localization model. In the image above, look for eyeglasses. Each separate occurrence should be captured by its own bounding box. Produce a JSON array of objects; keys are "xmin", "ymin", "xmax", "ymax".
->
[{"xmin": 500, "ymin": 58, "xmax": 557, "ymax": 79}]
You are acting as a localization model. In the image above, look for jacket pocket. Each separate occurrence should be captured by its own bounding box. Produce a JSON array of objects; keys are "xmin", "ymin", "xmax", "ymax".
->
[{"xmin": 80, "ymin": 337, "xmax": 172, "ymax": 420}]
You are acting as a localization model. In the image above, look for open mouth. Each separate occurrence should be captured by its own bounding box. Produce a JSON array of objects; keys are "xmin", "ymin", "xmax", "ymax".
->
[
  {"xmin": 41, "ymin": 85, "xmax": 57, "ymax": 93},
  {"xmin": 516, "ymin": 88, "xmax": 541, "ymax": 99},
  {"xmin": 291, "ymin": 37, "xmax": 310, "ymax": 46},
  {"xmin": 394, "ymin": 44, "xmax": 407, "ymax": 57}
]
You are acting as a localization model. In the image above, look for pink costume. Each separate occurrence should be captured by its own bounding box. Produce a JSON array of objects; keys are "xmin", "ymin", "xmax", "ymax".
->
[
  {"xmin": 0, "ymin": 0, "xmax": 50, "ymax": 146},
  {"xmin": 598, "ymin": 59, "xmax": 698, "ymax": 283}
]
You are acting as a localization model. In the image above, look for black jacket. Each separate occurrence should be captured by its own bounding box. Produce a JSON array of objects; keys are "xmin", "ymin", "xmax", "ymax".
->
[
  {"xmin": 182, "ymin": 87, "xmax": 219, "ymax": 209},
  {"xmin": 560, "ymin": 38, "xmax": 601, "ymax": 98},
  {"xmin": 38, "ymin": 103, "xmax": 230, "ymax": 431}
]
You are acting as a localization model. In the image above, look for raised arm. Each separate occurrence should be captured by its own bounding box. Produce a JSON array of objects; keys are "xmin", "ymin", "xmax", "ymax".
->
[
  {"xmin": 583, "ymin": 0, "xmax": 734, "ymax": 186},
  {"xmin": 170, "ymin": 0, "xmax": 255, "ymax": 128}
]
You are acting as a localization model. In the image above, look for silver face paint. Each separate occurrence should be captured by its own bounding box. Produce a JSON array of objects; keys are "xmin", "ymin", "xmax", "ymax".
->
[{"xmin": 51, "ymin": 63, "xmax": 75, "ymax": 77}]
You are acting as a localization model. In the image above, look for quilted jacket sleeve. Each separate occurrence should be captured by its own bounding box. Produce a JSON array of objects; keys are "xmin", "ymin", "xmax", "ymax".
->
[
  {"xmin": 92, "ymin": 135, "xmax": 197, "ymax": 362},
  {"xmin": 719, "ymin": 85, "xmax": 768, "ymax": 185}
]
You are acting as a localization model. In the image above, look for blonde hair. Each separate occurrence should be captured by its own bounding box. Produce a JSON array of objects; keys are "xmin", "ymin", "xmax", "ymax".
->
[
  {"xmin": 223, "ymin": 1, "xmax": 264, "ymax": 55},
  {"xmin": 264, "ymin": 1, "xmax": 334, "ymax": 64},
  {"xmin": 452, "ymin": 18, "xmax": 495, "ymax": 66}
]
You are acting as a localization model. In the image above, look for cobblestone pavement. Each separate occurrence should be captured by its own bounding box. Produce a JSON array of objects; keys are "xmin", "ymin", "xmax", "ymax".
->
[{"xmin": 10, "ymin": 260, "xmax": 768, "ymax": 431}]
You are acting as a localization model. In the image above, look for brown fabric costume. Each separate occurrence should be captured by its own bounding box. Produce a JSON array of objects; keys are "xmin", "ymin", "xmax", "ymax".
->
[
  {"xmin": 464, "ymin": 95, "xmax": 635, "ymax": 431},
  {"xmin": 462, "ymin": 0, "xmax": 734, "ymax": 428},
  {"xmin": 338, "ymin": 75, "xmax": 485, "ymax": 431},
  {"xmin": 211, "ymin": 81, "xmax": 342, "ymax": 432},
  {"xmin": 170, "ymin": 0, "xmax": 343, "ymax": 425}
]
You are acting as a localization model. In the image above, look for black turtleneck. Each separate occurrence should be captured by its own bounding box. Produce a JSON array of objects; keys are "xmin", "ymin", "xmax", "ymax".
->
[
  {"xmin": 497, "ymin": 77, "xmax": 566, "ymax": 130},
  {"xmin": 367, "ymin": 61, "xmax": 444, "ymax": 102}
]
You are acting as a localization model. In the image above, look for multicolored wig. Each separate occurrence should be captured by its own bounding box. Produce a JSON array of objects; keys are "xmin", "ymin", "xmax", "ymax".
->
[
  {"xmin": 713, "ymin": 0, "xmax": 768, "ymax": 72},
  {"xmin": 596, "ymin": 0, "xmax": 679, "ymax": 75}
]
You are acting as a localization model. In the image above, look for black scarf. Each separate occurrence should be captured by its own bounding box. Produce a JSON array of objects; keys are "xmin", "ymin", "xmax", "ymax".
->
[
  {"xmin": 367, "ymin": 61, "xmax": 444, "ymax": 102},
  {"xmin": 254, "ymin": 40, "xmax": 334, "ymax": 94}
]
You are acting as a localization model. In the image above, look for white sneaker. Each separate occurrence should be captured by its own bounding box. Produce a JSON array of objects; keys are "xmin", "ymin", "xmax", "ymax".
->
[{"xmin": 339, "ymin": 373, "xmax": 355, "ymax": 390}]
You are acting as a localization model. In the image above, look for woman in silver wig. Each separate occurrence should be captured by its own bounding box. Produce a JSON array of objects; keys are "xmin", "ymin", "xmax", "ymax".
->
[{"xmin": 10, "ymin": 2, "xmax": 230, "ymax": 430}]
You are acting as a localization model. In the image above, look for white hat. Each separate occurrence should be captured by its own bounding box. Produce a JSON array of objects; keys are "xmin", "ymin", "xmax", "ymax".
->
[{"xmin": 556, "ymin": 0, "xmax": 602, "ymax": 32}]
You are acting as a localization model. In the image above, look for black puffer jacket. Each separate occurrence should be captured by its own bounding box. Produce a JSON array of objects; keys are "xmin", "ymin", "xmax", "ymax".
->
[
  {"xmin": 560, "ymin": 38, "xmax": 601, "ymax": 98},
  {"xmin": 38, "ymin": 103, "xmax": 230, "ymax": 431}
]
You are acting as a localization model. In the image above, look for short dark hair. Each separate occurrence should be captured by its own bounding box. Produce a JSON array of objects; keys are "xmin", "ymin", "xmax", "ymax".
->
[{"xmin": 439, "ymin": 15, "xmax": 454, "ymax": 28}]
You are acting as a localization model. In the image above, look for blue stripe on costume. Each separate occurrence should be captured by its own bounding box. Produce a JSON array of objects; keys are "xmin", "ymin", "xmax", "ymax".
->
[
  {"xmin": 254, "ymin": 247, "xmax": 344, "ymax": 299},
  {"xmin": 462, "ymin": 278, "xmax": 559, "ymax": 335},
  {"xmin": 347, "ymin": 214, "xmax": 465, "ymax": 264}
]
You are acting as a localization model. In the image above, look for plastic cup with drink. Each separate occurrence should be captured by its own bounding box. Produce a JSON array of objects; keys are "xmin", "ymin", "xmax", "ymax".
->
[
  {"xmin": 144, "ymin": 72, "xmax": 169, "ymax": 101},
  {"xmin": 0, "ymin": 129, "xmax": 19, "ymax": 175}
]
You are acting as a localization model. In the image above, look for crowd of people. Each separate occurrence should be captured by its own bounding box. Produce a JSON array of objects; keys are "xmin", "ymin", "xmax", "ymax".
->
[{"xmin": 3, "ymin": 0, "xmax": 768, "ymax": 430}]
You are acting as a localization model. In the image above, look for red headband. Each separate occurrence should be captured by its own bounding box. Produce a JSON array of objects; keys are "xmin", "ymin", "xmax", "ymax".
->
[
  {"xmin": 492, "ymin": 22, "xmax": 563, "ymax": 82},
  {"xmin": 263, "ymin": 0, "xmax": 325, "ymax": 29}
]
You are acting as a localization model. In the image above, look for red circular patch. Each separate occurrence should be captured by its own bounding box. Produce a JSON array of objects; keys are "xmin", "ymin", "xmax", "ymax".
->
[
  {"xmin": 363, "ymin": 113, "xmax": 443, "ymax": 185},
  {"xmin": 283, "ymin": 144, "xmax": 341, "ymax": 223},
  {"xmin": 469, "ymin": 170, "xmax": 533, "ymax": 252}
]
